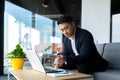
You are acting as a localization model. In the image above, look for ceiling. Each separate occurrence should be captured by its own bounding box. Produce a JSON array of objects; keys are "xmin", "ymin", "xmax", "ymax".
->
[
  {"xmin": 111, "ymin": 0, "xmax": 120, "ymax": 14},
  {"xmin": 7, "ymin": 0, "xmax": 81, "ymax": 24},
  {"xmin": 7, "ymin": 0, "xmax": 120, "ymax": 24}
]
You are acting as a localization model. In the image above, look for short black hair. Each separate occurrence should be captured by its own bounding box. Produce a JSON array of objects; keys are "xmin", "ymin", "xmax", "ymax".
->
[{"xmin": 57, "ymin": 15, "xmax": 75, "ymax": 25}]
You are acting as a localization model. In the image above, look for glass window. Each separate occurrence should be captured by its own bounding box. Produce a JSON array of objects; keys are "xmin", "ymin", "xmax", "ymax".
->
[
  {"xmin": 55, "ymin": 22, "xmax": 62, "ymax": 39},
  {"xmin": 112, "ymin": 13, "xmax": 120, "ymax": 42},
  {"xmin": 4, "ymin": 1, "xmax": 62, "ymax": 74}
]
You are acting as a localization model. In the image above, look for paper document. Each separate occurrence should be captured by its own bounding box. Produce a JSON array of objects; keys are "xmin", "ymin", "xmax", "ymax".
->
[{"xmin": 47, "ymin": 71, "xmax": 74, "ymax": 77}]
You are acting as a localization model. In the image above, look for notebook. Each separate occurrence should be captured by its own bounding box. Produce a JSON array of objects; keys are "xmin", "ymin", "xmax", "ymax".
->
[{"xmin": 25, "ymin": 50, "xmax": 64, "ymax": 73}]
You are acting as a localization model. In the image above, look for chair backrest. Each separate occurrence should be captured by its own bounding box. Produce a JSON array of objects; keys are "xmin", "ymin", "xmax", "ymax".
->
[
  {"xmin": 95, "ymin": 43, "xmax": 106, "ymax": 56},
  {"xmin": 103, "ymin": 42, "xmax": 120, "ymax": 69}
]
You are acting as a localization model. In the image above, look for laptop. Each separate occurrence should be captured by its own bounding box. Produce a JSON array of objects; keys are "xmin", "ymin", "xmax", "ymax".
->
[{"xmin": 25, "ymin": 50, "xmax": 64, "ymax": 73}]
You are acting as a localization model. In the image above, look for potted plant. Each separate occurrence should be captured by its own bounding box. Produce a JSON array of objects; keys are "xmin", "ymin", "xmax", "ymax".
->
[{"xmin": 6, "ymin": 44, "xmax": 26, "ymax": 69}]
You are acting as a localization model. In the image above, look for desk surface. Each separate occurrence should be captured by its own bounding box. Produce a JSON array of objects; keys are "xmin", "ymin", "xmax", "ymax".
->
[{"xmin": 9, "ymin": 68, "xmax": 93, "ymax": 80}]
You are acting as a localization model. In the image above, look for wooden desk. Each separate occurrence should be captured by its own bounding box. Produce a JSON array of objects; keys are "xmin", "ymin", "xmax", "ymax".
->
[{"xmin": 8, "ymin": 68, "xmax": 93, "ymax": 80}]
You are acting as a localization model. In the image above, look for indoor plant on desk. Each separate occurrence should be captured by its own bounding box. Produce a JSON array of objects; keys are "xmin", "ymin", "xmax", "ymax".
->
[{"xmin": 6, "ymin": 44, "xmax": 26, "ymax": 69}]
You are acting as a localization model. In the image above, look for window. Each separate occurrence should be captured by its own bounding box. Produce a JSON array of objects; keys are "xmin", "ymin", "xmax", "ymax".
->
[
  {"xmin": 4, "ymin": 1, "xmax": 62, "ymax": 74},
  {"xmin": 112, "ymin": 13, "xmax": 120, "ymax": 42}
]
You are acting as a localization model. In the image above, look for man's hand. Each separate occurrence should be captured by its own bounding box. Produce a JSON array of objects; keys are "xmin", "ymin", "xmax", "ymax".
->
[{"xmin": 52, "ymin": 55, "xmax": 66, "ymax": 68}]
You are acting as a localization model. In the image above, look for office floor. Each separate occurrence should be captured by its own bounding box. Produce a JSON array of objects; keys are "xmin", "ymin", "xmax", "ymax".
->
[{"xmin": 0, "ymin": 75, "xmax": 16, "ymax": 80}]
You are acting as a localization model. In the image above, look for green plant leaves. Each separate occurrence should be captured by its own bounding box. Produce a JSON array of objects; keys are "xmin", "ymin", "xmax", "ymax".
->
[{"xmin": 6, "ymin": 44, "xmax": 26, "ymax": 59}]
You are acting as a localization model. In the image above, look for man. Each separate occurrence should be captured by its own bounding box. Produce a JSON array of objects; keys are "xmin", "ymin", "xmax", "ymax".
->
[{"xmin": 53, "ymin": 15, "xmax": 109, "ymax": 74}]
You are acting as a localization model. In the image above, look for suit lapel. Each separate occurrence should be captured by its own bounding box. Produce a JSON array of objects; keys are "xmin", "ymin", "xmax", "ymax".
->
[{"xmin": 74, "ymin": 27, "xmax": 81, "ymax": 53}]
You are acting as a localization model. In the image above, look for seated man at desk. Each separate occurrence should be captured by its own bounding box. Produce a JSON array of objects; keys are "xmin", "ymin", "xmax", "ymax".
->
[{"xmin": 52, "ymin": 15, "xmax": 109, "ymax": 74}]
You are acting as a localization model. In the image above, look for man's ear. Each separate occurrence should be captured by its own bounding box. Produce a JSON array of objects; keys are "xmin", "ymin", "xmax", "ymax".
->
[{"xmin": 71, "ymin": 21, "xmax": 75, "ymax": 27}]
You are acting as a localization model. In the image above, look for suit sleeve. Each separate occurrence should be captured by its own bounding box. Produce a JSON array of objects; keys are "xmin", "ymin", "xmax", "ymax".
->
[{"xmin": 66, "ymin": 33, "xmax": 97, "ymax": 65}]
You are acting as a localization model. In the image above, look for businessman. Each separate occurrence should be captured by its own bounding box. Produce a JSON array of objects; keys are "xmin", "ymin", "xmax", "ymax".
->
[{"xmin": 53, "ymin": 15, "xmax": 109, "ymax": 74}]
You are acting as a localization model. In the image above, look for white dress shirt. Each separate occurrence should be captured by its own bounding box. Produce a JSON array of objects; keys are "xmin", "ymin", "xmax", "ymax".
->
[
  {"xmin": 69, "ymin": 28, "xmax": 79, "ymax": 56},
  {"xmin": 70, "ymin": 38, "xmax": 79, "ymax": 56}
]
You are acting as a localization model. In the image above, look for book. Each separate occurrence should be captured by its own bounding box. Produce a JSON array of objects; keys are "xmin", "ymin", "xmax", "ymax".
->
[{"xmin": 47, "ymin": 71, "xmax": 74, "ymax": 77}]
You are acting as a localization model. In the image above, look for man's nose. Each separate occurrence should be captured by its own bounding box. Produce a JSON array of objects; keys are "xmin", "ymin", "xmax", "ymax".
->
[{"xmin": 63, "ymin": 30, "xmax": 67, "ymax": 34}]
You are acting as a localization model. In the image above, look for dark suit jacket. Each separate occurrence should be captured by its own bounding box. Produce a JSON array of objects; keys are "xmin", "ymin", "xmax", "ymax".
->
[{"xmin": 61, "ymin": 27, "xmax": 109, "ymax": 73}]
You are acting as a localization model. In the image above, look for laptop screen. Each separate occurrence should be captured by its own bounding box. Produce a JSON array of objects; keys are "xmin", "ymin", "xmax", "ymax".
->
[{"xmin": 25, "ymin": 50, "xmax": 46, "ymax": 73}]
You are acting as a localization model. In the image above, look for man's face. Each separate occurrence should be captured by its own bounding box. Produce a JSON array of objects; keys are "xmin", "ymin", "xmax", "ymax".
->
[{"xmin": 59, "ymin": 22, "xmax": 76, "ymax": 38}]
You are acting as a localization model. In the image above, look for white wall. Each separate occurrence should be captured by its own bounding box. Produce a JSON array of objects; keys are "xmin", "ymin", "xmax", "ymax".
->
[{"xmin": 81, "ymin": 0, "xmax": 110, "ymax": 43}]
